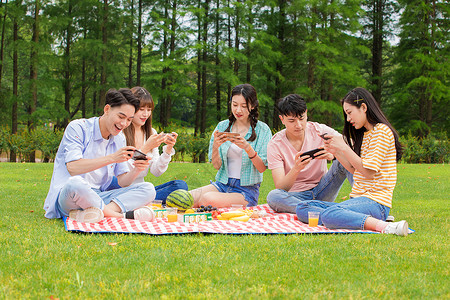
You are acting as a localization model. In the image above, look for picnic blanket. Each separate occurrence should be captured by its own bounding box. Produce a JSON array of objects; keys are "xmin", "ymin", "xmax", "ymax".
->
[{"xmin": 63, "ymin": 204, "xmax": 414, "ymax": 235}]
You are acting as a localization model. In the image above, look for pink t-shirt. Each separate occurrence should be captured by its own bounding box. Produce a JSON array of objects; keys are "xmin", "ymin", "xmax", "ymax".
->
[{"xmin": 267, "ymin": 122, "xmax": 340, "ymax": 192}]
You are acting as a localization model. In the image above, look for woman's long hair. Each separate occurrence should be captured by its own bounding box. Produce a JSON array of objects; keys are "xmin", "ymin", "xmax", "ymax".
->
[
  {"xmin": 341, "ymin": 87, "xmax": 403, "ymax": 161},
  {"xmin": 123, "ymin": 86, "xmax": 155, "ymax": 147},
  {"xmin": 225, "ymin": 83, "xmax": 259, "ymax": 142}
]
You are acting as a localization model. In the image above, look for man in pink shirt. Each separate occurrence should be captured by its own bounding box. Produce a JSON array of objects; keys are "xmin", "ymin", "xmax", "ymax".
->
[{"xmin": 267, "ymin": 94, "xmax": 352, "ymax": 213}]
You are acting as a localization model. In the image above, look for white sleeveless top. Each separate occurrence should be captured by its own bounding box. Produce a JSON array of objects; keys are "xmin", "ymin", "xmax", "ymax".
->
[{"xmin": 227, "ymin": 143, "xmax": 242, "ymax": 179}]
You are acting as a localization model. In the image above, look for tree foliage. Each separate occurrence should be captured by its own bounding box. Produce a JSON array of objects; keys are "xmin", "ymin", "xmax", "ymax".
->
[{"xmin": 0, "ymin": 0, "xmax": 448, "ymax": 162}]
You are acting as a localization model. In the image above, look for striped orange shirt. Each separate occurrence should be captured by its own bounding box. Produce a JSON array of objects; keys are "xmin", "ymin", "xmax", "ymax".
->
[{"xmin": 350, "ymin": 123, "xmax": 397, "ymax": 208}]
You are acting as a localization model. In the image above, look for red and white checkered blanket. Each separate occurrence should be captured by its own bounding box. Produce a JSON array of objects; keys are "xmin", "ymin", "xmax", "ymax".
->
[{"xmin": 63, "ymin": 204, "xmax": 378, "ymax": 235}]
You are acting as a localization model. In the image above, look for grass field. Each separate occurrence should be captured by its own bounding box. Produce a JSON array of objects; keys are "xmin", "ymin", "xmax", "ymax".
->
[{"xmin": 1, "ymin": 162, "xmax": 449, "ymax": 299}]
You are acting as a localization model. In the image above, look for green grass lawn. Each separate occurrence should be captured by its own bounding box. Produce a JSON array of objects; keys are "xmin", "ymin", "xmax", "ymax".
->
[{"xmin": 1, "ymin": 162, "xmax": 449, "ymax": 299}]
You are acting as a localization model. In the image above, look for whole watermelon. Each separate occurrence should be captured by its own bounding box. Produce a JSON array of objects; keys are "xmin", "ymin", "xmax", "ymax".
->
[{"xmin": 166, "ymin": 189, "xmax": 194, "ymax": 211}]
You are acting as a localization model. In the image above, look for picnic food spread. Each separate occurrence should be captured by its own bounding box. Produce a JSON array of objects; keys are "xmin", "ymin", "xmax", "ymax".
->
[{"xmin": 147, "ymin": 202, "xmax": 266, "ymax": 223}]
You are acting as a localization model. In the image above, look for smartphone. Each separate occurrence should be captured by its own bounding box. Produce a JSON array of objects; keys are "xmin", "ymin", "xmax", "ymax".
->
[
  {"xmin": 300, "ymin": 148, "xmax": 323, "ymax": 159},
  {"xmin": 319, "ymin": 133, "xmax": 331, "ymax": 140},
  {"xmin": 132, "ymin": 149, "xmax": 147, "ymax": 160},
  {"xmin": 219, "ymin": 132, "xmax": 240, "ymax": 139}
]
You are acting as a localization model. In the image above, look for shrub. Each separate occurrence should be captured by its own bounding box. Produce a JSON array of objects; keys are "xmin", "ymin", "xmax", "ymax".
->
[
  {"xmin": 190, "ymin": 134, "xmax": 211, "ymax": 163},
  {"xmin": 0, "ymin": 126, "xmax": 9, "ymax": 157},
  {"xmin": 400, "ymin": 132, "xmax": 450, "ymax": 164},
  {"xmin": 31, "ymin": 127, "xmax": 64, "ymax": 162},
  {"xmin": 8, "ymin": 130, "xmax": 33, "ymax": 162},
  {"xmin": 3, "ymin": 123, "xmax": 450, "ymax": 164}
]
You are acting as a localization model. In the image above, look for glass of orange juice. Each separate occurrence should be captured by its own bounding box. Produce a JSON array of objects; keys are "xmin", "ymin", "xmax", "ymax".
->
[
  {"xmin": 150, "ymin": 200, "xmax": 163, "ymax": 209},
  {"xmin": 308, "ymin": 211, "xmax": 320, "ymax": 227},
  {"xmin": 167, "ymin": 207, "xmax": 178, "ymax": 222}
]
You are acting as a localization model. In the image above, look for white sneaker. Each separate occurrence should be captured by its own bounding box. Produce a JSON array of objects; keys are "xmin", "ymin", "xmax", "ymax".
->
[
  {"xmin": 133, "ymin": 206, "xmax": 155, "ymax": 222},
  {"xmin": 69, "ymin": 207, "xmax": 104, "ymax": 223},
  {"xmin": 382, "ymin": 220, "xmax": 409, "ymax": 236},
  {"xmin": 386, "ymin": 215, "xmax": 395, "ymax": 222}
]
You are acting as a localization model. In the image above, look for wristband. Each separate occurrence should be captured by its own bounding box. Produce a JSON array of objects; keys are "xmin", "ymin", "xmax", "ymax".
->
[{"xmin": 248, "ymin": 152, "xmax": 257, "ymax": 159}]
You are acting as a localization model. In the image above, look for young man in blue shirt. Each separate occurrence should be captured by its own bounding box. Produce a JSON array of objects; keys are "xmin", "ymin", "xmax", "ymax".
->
[{"xmin": 43, "ymin": 88, "xmax": 156, "ymax": 223}]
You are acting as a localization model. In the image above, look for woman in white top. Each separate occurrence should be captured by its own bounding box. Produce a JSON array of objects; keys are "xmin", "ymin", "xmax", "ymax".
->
[{"xmin": 109, "ymin": 86, "xmax": 188, "ymax": 203}]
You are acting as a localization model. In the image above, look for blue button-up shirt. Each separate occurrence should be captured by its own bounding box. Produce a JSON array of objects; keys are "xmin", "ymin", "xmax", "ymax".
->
[
  {"xmin": 208, "ymin": 120, "xmax": 272, "ymax": 186},
  {"xmin": 43, "ymin": 117, "xmax": 129, "ymax": 219}
]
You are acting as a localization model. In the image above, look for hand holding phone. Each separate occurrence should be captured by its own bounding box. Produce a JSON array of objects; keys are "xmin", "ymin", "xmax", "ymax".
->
[
  {"xmin": 319, "ymin": 133, "xmax": 331, "ymax": 140},
  {"xmin": 300, "ymin": 148, "xmax": 323, "ymax": 159},
  {"xmin": 132, "ymin": 149, "xmax": 148, "ymax": 160},
  {"xmin": 219, "ymin": 132, "xmax": 241, "ymax": 140}
]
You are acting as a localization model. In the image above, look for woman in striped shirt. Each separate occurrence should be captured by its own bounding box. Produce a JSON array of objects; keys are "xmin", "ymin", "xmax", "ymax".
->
[{"xmin": 296, "ymin": 87, "xmax": 409, "ymax": 236}]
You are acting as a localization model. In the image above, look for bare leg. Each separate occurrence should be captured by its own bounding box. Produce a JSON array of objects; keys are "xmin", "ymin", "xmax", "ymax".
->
[
  {"xmin": 199, "ymin": 192, "xmax": 247, "ymax": 208},
  {"xmin": 364, "ymin": 216, "xmax": 386, "ymax": 231},
  {"xmin": 189, "ymin": 184, "xmax": 220, "ymax": 207},
  {"xmin": 103, "ymin": 202, "xmax": 125, "ymax": 218}
]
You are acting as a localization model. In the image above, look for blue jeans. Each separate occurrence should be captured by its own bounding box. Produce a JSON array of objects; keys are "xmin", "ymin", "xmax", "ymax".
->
[
  {"xmin": 211, "ymin": 178, "xmax": 260, "ymax": 207},
  {"xmin": 267, "ymin": 160, "xmax": 353, "ymax": 213},
  {"xmin": 295, "ymin": 196, "xmax": 390, "ymax": 230},
  {"xmin": 57, "ymin": 176, "xmax": 156, "ymax": 216},
  {"xmin": 106, "ymin": 177, "xmax": 188, "ymax": 204},
  {"xmin": 154, "ymin": 180, "xmax": 188, "ymax": 204}
]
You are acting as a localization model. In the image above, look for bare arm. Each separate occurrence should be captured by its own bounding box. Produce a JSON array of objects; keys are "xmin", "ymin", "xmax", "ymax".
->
[
  {"xmin": 243, "ymin": 142, "xmax": 266, "ymax": 173},
  {"xmin": 141, "ymin": 132, "xmax": 165, "ymax": 154},
  {"xmin": 117, "ymin": 158, "xmax": 151, "ymax": 187},
  {"xmin": 271, "ymin": 153, "xmax": 312, "ymax": 191},
  {"xmin": 66, "ymin": 146, "xmax": 135, "ymax": 176},
  {"xmin": 324, "ymin": 136, "xmax": 376, "ymax": 180},
  {"xmin": 211, "ymin": 131, "xmax": 227, "ymax": 170},
  {"xmin": 162, "ymin": 132, "xmax": 177, "ymax": 155}
]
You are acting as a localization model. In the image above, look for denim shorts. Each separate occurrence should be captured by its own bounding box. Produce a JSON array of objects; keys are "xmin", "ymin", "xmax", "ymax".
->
[{"xmin": 210, "ymin": 178, "xmax": 260, "ymax": 207}]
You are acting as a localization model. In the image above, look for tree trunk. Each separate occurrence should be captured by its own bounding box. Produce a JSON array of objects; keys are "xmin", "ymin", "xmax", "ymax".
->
[
  {"xmin": 92, "ymin": 88, "xmax": 97, "ymax": 116},
  {"xmin": 81, "ymin": 58, "xmax": 86, "ymax": 118},
  {"xmin": 81, "ymin": 29, "xmax": 87, "ymax": 118},
  {"xmin": 28, "ymin": 0, "xmax": 40, "ymax": 162},
  {"xmin": 0, "ymin": 0, "xmax": 8, "ymax": 89},
  {"xmin": 272, "ymin": 0, "xmax": 286, "ymax": 130},
  {"xmin": 160, "ymin": 1, "xmax": 169, "ymax": 128},
  {"xmin": 233, "ymin": 0, "xmax": 240, "ymax": 78},
  {"xmin": 246, "ymin": 3, "xmax": 252, "ymax": 83},
  {"xmin": 128, "ymin": 0, "xmax": 134, "ymax": 87},
  {"xmin": 215, "ymin": 0, "xmax": 221, "ymax": 121},
  {"xmin": 200, "ymin": 0, "xmax": 210, "ymax": 163},
  {"xmin": 63, "ymin": 1, "xmax": 72, "ymax": 128},
  {"xmin": 226, "ymin": 0, "xmax": 232, "ymax": 117},
  {"xmin": 11, "ymin": 7, "xmax": 19, "ymax": 162},
  {"xmin": 136, "ymin": 0, "xmax": 142, "ymax": 86},
  {"xmin": 167, "ymin": 0, "xmax": 177, "ymax": 122},
  {"xmin": 306, "ymin": 5, "xmax": 317, "ymax": 101},
  {"xmin": 99, "ymin": 0, "xmax": 108, "ymax": 108},
  {"xmin": 371, "ymin": 0, "xmax": 383, "ymax": 103},
  {"xmin": 425, "ymin": 0, "xmax": 435, "ymax": 128},
  {"xmin": 194, "ymin": 0, "xmax": 202, "ymax": 138}
]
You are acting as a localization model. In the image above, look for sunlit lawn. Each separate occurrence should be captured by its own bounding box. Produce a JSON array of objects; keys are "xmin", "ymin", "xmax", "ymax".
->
[{"xmin": 0, "ymin": 162, "xmax": 448, "ymax": 299}]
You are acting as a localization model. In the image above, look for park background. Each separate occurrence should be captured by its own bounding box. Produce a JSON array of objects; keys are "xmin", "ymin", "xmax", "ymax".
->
[
  {"xmin": 0, "ymin": 0, "xmax": 448, "ymax": 163},
  {"xmin": 0, "ymin": 1, "xmax": 449, "ymax": 298}
]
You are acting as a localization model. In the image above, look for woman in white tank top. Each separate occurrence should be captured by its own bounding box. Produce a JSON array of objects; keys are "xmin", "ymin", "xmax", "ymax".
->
[{"xmin": 111, "ymin": 86, "xmax": 188, "ymax": 203}]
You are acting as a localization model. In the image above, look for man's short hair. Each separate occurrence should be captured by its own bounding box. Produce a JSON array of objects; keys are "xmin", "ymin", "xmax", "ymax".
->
[
  {"xmin": 277, "ymin": 94, "xmax": 307, "ymax": 117},
  {"xmin": 105, "ymin": 88, "xmax": 140, "ymax": 112}
]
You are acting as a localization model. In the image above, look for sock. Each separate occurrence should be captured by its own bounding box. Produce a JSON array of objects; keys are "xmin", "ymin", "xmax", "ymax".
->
[
  {"xmin": 125, "ymin": 211, "xmax": 135, "ymax": 219},
  {"xmin": 375, "ymin": 220, "xmax": 388, "ymax": 232}
]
